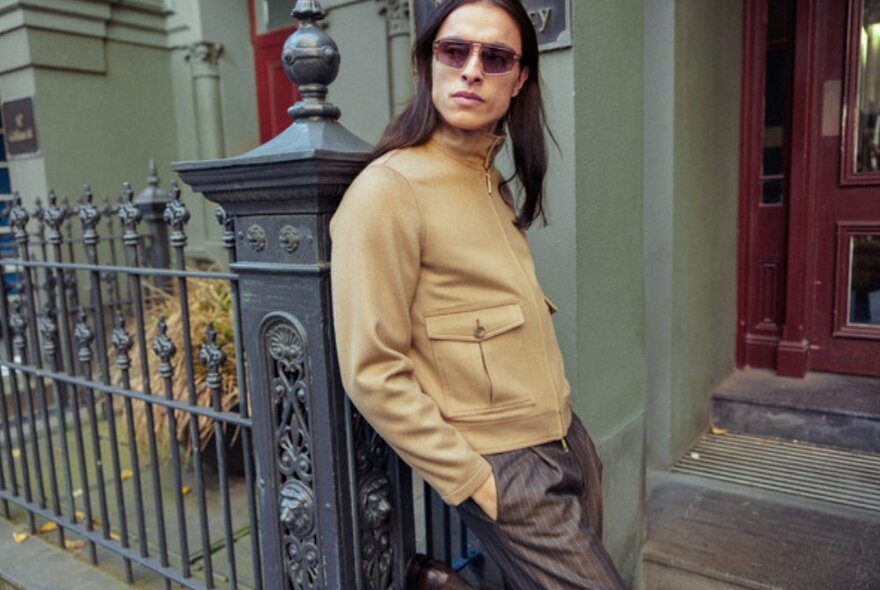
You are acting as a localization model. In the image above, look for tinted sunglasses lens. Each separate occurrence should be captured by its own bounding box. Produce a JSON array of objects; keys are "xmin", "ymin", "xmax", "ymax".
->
[
  {"xmin": 481, "ymin": 46, "xmax": 517, "ymax": 74},
  {"xmin": 436, "ymin": 41, "xmax": 472, "ymax": 68}
]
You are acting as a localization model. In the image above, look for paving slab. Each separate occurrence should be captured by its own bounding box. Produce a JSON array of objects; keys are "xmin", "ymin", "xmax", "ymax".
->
[
  {"xmin": 644, "ymin": 471, "xmax": 880, "ymax": 590},
  {"xmin": 0, "ymin": 510, "xmax": 133, "ymax": 590}
]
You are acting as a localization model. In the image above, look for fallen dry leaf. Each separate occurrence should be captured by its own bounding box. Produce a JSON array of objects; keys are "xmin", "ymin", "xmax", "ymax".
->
[
  {"xmin": 74, "ymin": 510, "xmax": 86, "ymax": 522},
  {"xmin": 181, "ymin": 486, "xmax": 191, "ymax": 496},
  {"xmin": 36, "ymin": 522, "xmax": 57, "ymax": 534},
  {"xmin": 72, "ymin": 488, "xmax": 83, "ymax": 499},
  {"xmin": 710, "ymin": 426, "xmax": 728, "ymax": 435},
  {"xmin": 120, "ymin": 469, "xmax": 134, "ymax": 482},
  {"xmin": 12, "ymin": 532, "xmax": 28, "ymax": 544},
  {"xmin": 110, "ymin": 532, "xmax": 121, "ymax": 541},
  {"xmin": 11, "ymin": 448, "xmax": 21, "ymax": 459},
  {"xmin": 65, "ymin": 539, "xmax": 86, "ymax": 550}
]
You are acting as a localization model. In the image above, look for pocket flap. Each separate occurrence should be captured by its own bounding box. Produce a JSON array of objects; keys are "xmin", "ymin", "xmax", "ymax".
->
[{"xmin": 425, "ymin": 302, "xmax": 525, "ymax": 342}]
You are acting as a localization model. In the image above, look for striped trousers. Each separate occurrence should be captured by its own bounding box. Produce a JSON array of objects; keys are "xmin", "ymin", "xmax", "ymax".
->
[{"xmin": 456, "ymin": 414, "xmax": 629, "ymax": 590}]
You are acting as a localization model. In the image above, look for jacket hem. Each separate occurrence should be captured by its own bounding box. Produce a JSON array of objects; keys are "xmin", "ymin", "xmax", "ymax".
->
[{"xmin": 453, "ymin": 404, "xmax": 572, "ymax": 456}]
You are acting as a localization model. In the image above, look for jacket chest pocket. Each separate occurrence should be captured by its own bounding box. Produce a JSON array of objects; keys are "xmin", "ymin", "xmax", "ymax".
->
[{"xmin": 425, "ymin": 302, "xmax": 535, "ymax": 418}]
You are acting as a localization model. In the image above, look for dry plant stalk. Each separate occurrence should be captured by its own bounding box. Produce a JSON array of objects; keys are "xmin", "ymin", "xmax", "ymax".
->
[{"xmin": 113, "ymin": 277, "xmax": 239, "ymax": 461}]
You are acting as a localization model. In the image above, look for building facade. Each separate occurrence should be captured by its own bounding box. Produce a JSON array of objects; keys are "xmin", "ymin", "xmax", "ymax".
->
[{"xmin": 1, "ymin": 0, "xmax": 876, "ymax": 588}]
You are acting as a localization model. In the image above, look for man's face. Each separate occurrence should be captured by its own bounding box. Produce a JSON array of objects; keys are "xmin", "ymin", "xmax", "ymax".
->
[{"xmin": 431, "ymin": 1, "xmax": 529, "ymax": 133}]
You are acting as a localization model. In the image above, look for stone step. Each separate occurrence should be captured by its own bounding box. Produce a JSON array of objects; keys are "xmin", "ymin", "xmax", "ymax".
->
[
  {"xmin": 711, "ymin": 369, "xmax": 880, "ymax": 453},
  {"xmin": 643, "ymin": 468, "xmax": 880, "ymax": 590}
]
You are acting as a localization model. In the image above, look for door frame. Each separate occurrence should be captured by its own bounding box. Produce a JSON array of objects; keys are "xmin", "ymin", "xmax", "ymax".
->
[{"xmin": 737, "ymin": 0, "xmax": 819, "ymax": 378}]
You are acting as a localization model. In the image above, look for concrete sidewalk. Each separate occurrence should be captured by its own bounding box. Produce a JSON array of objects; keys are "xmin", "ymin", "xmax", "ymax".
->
[{"xmin": 0, "ymin": 511, "xmax": 134, "ymax": 590}]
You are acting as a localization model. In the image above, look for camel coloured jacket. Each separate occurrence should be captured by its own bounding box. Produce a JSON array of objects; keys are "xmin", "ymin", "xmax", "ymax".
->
[{"xmin": 330, "ymin": 124, "xmax": 572, "ymax": 506}]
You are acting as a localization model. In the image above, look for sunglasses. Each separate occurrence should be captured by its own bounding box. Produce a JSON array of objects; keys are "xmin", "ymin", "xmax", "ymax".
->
[{"xmin": 432, "ymin": 38, "xmax": 521, "ymax": 75}]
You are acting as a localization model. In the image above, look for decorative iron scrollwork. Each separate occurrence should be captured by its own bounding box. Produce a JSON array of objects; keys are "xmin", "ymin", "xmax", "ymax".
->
[
  {"xmin": 74, "ymin": 308, "xmax": 95, "ymax": 365},
  {"xmin": 215, "ymin": 206, "xmax": 235, "ymax": 251},
  {"xmin": 110, "ymin": 310, "xmax": 130, "ymax": 370},
  {"xmin": 265, "ymin": 318, "xmax": 321, "ymax": 589},
  {"xmin": 279, "ymin": 225, "xmax": 301, "ymax": 254},
  {"xmin": 43, "ymin": 190, "xmax": 67, "ymax": 245},
  {"xmin": 118, "ymin": 183, "xmax": 142, "ymax": 247},
  {"xmin": 78, "ymin": 186, "xmax": 101, "ymax": 246},
  {"xmin": 247, "ymin": 224, "xmax": 267, "ymax": 252},
  {"xmin": 9, "ymin": 298, "xmax": 27, "ymax": 351},
  {"xmin": 354, "ymin": 411, "xmax": 395, "ymax": 589},
  {"xmin": 164, "ymin": 181, "xmax": 190, "ymax": 249},
  {"xmin": 38, "ymin": 302, "xmax": 58, "ymax": 360},
  {"xmin": 152, "ymin": 317, "xmax": 177, "ymax": 379},
  {"xmin": 198, "ymin": 323, "xmax": 226, "ymax": 390},
  {"xmin": 9, "ymin": 193, "xmax": 29, "ymax": 243}
]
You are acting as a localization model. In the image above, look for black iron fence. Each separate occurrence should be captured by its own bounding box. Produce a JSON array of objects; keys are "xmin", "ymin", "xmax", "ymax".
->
[{"xmin": 0, "ymin": 182, "xmax": 260, "ymax": 589}]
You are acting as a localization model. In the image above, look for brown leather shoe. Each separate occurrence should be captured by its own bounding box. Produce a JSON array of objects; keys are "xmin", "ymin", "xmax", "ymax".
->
[{"xmin": 405, "ymin": 553, "xmax": 479, "ymax": 590}]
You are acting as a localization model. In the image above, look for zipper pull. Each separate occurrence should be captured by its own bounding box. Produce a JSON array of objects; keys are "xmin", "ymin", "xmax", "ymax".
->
[
  {"xmin": 486, "ymin": 171, "xmax": 492, "ymax": 196},
  {"xmin": 561, "ymin": 436, "xmax": 569, "ymax": 452}
]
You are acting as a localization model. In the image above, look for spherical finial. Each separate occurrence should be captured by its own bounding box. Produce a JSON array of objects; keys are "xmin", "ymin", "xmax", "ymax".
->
[{"xmin": 283, "ymin": 0, "xmax": 342, "ymax": 121}]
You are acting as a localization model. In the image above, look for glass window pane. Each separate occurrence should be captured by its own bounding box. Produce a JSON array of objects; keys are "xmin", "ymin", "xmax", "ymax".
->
[
  {"xmin": 0, "ymin": 134, "xmax": 6, "ymax": 160},
  {"xmin": 256, "ymin": 0, "xmax": 294, "ymax": 34},
  {"xmin": 761, "ymin": 178, "xmax": 784, "ymax": 205},
  {"xmin": 855, "ymin": 0, "xmax": 880, "ymax": 172},
  {"xmin": 0, "ymin": 168, "xmax": 9, "ymax": 194},
  {"xmin": 849, "ymin": 234, "xmax": 880, "ymax": 325}
]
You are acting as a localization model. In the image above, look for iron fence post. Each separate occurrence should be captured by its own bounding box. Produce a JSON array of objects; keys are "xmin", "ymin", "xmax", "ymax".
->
[
  {"xmin": 174, "ymin": 1, "xmax": 415, "ymax": 588},
  {"xmin": 135, "ymin": 160, "xmax": 172, "ymax": 292}
]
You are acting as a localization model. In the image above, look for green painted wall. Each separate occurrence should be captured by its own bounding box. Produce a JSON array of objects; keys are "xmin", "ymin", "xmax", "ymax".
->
[
  {"xmin": 645, "ymin": 0, "xmax": 742, "ymax": 470},
  {"xmin": 571, "ymin": 0, "xmax": 646, "ymax": 584},
  {"xmin": 573, "ymin": 0, "xmax": 646, "ymax": 439},
  {"xmin": 36, "ymin": 41, "xmax": 178, "ymax": 200},
  {"xmin": 671, "ymin": 0, "xmax": 741, "ymax": 463}
]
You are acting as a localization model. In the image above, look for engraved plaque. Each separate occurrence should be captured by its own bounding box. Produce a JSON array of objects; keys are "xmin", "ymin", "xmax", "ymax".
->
[{"xmin": 414, "ymin": 0, "xmax": 572, "ymax": 52}]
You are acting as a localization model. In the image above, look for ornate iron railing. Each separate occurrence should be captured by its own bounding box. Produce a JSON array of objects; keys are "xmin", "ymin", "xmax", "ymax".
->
[{"xmin": 0, "ymin": 182, "xmax": 261, "ymax": 589}]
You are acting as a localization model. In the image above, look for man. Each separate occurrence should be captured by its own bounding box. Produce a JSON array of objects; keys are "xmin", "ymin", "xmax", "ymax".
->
[{"xmin": 331, "ymin": 1, "xmax": 627, "ymax": 588}]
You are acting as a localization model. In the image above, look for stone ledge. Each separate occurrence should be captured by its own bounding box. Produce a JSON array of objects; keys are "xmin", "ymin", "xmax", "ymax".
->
[{"xmin": 0, "ymin": 0, "xmax": 173, "ymax": 57}]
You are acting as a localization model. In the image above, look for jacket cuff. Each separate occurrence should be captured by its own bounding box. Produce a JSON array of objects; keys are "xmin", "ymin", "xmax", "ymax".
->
[{"xmin": 441, "ymin": 457, "xmax": 493, "ymax": 507}]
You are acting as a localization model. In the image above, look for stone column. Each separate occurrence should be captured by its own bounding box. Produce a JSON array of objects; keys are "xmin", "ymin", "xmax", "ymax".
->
[
  {"xmin": 174, "ymin": 2, "xmax": 415, "ymax": 589},
  {"xmin": 185, "ymin": 41, "xmax": 226, "ymax": 159},
  {"xmin": 377, "ymin": 0, "xmax": 413, "ymax": 115}
]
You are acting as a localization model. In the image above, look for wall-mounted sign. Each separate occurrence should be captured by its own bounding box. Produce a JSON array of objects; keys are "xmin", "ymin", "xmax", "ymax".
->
[
  {"xmin": 2, "ymin": 98, "xmax": 39, "ymax": 157},
  {"xmin": 413, "ymin": 0, "xmax": 571, "ymax": 52}
]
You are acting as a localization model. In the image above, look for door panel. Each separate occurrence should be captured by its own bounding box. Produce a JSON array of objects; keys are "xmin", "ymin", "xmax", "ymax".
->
[{"xmin": 809, "ymin": 0, "xmax": 880, "ymax": 375}]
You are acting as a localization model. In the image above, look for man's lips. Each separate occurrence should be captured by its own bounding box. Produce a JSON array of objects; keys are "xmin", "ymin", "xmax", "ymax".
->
[{"xmin": 452, "ymin": 91, "xmax": 485, "ymax": 106}]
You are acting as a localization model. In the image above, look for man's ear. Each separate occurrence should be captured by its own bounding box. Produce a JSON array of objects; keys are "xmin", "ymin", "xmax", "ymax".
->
[{"xmin": 512, "ymin": 66, "xmax": 529, "ymax": 97}]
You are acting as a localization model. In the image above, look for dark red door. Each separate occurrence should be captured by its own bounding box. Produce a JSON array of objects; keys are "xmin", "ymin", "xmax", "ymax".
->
[
  {"xmin": 249, "ymin": 1, "xmax": 300, "ymax": 143},
  {"xmin": 739, "ymin": 0, "xmax": 880, "ymax": 377},
  {"xmin": 808, "ymin": 0, "xmax": 880, "ymax": 376}
]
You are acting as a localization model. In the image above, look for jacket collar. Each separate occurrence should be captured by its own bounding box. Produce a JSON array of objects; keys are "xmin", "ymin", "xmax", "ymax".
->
[{"xmin": 428, "ymin": 123, "xmax": 506, "ymax": 171}]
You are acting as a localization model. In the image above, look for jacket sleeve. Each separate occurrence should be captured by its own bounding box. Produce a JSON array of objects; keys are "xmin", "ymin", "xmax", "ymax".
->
[{"xmin": 330, "ymin": 163, "xmax": 492, "ymax": 506}]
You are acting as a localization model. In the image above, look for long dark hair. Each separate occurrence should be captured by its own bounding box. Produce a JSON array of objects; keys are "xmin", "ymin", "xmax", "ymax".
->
[{"xmin": 373, "ymin": 0, "xmax": 551, "ymax": 229}]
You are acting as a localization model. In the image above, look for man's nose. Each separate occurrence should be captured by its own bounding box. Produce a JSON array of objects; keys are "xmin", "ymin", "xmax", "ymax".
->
[{"xmin": 460, "ymin": 49, "xmax": 483, "ymax": 82}]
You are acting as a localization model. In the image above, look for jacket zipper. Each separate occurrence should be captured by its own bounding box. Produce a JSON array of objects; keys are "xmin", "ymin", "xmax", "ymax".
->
[{"xmin": 482, "ymin": 152, "xmax": 567, "ymax": 444}]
